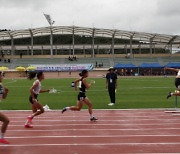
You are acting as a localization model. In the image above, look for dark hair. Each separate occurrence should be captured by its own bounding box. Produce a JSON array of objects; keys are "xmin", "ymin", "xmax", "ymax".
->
[
  {"xmin": 28, "ymin": 71, "xmax": 43, "ymax": 80},
  {"xmin": 79, "ymin": 70, "xmax": 88, "ymax": 77}
]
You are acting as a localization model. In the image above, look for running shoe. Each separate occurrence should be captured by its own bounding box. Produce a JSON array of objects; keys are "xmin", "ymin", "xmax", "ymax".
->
[
  {"xmin": 62, "ymin": 108, "xmax": 67, "ymax": 114},
  {"xmin": 24, "ymin": 124, "xmax": 33, "ymax": 128},
  {"xmin": 167, "ymin": 92, "xmax": 172, "ymax": 99},
  {"xmin": 27, "ymin": 116, "xmax": 33, "ymax": 124},
  {"xmin": 90, "ymin": 117, "xmax": 98, "ymax": 121},
  {"xmin": 108, "ymin": 103, "xmax": 115, "ymax": 106},
  {"xmin": 0, "ymin": 138, "xmax": 10, "ymax": 144}
]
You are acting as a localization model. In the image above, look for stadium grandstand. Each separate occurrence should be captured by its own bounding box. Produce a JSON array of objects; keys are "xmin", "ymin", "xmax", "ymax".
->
[{"xmin": 0, "ymin": 26, "xmax": 179, "ymax": 69}]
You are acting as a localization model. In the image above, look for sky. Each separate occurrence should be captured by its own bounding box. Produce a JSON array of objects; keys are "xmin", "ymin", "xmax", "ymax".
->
[{"xmin": 0, "ymin": 0, "xmax": 180, "ymax": 35}]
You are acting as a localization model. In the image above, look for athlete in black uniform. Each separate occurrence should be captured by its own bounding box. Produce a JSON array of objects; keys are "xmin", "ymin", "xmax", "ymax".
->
[
  {"xmin": 62, "ymin": 70, "xmax": 97, "ymax": 121},
  {"xmin": 165, "ymin": 68, "xmax": 180, "ymax": 99},
  {"xmin": 106, "ymin": 67, "xmax": 117, "ymax": 106}
]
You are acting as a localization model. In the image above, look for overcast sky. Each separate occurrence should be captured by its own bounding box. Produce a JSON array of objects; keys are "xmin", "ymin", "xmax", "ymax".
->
[{"xmin": 0, "ymin": 0, "xmax": 180, "ymax": 35}]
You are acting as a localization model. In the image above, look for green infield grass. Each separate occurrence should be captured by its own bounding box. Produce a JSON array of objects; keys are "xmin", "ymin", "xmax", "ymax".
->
[{"xmin": 0, "ymin": 77, "xmax": 178, "ymax": 110}]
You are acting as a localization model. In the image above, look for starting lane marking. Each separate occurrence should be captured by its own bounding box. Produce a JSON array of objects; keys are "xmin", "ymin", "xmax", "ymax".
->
[
  {"xmin": 6, "ymin": 135, "xmax": 180, "ymax": 139},
  {"xmin": 2, "ymin": 143, "xmax": 180, "ymax": 147}
]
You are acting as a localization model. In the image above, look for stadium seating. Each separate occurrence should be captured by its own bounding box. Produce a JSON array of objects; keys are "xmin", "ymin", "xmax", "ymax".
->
[{"xmin": 0, "ymin": 57, "xmax": 179, "ymax": 69}]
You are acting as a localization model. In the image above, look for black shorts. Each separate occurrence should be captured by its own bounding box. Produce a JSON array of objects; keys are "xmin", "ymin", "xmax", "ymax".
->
[
  {"xmin": 29, "ymin": 94, "xmax": 38, "ymax": 104},
  {"xmin": 78, "ymin": 92, "xmax": 86, "ymax": 101},
  {"xmin": 175, "ymin": 78, "xmax": 180, "ymax": 89}
]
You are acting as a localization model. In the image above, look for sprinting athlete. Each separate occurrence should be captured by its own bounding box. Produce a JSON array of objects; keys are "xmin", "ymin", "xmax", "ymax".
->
[
  {"xmin": 0, "ymin": 72, "xmax": 10, "ymax": 144},
  {"xmin": 62, "ymin": 70, "xmax": 98, "ymax": 121},
  {"xmin": 165, "ymin": 68, "xmax": 180, "ymax": 99},
  {"xmin": 25, "ymin": 72, "xmax": 50, "ymax": 128}
]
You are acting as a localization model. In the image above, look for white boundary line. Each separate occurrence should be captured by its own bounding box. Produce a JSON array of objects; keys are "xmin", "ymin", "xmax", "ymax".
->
[
  {"xmin": 8, "ymin": 123, "xmax": 180, "ymax": 126},
  {"xmin": 2, "ymin": 143, "xmax": 180, "ymax": 147},
  {"xmin": 0, "ymin": 109, "xmax": 170, "ymax": 112},
  {"xmin": 7, "ymin": 128, "xmax": 180, "ymax": 131},
  {"xmin": 8, "ymin": 118, "xmax": 180, "ymax": 122},
  {"xmin": 6, "ymin": 135, "xmax": 180, "ymax": 139}
]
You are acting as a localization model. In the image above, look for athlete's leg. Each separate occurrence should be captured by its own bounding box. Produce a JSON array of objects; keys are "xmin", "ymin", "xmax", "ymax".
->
[
  {"xmin": 30, "ymin": 102, "xmax": 44, "ymax": 119},
  {"xmin": 83, "ymin": 97, "xmax": 92, "ymax": 115},
  {"xmin": 62, "ymin": 100, "xmax": 83, "ymax": 113},
  {"xmin": 70, "ymin": 100, "xmax": 83, "ymax": 111},
  {"xmin": 167, "ymin": 89, "xmax": 180, "ymax": 99},
  {"xmin": 84, "ymin": 98, "xmax": 97, "ymax": 121},
  {"xmin": 0, "ymin": 112, "xmax": 9, "ymax": 136},
  {"xmin": 0, "ymin": 112, "xmax": 10, "ymax": 144}
]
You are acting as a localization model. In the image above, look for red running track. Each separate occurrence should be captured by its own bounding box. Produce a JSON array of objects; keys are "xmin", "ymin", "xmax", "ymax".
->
[{"xmin": 0, "ymin": 109, "xmax": 180, "ymax": 154}]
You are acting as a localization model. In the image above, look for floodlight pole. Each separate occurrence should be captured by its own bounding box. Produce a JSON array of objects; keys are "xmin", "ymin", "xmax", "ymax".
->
[{"xmin": 43, "ymin": 13, "xmax": 55, "ymax": 58}]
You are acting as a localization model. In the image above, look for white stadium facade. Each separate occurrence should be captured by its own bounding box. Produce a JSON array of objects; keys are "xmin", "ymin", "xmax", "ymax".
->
[{"xmin": 0, "ymin": 26, "xmax": 180, "ymax": 57}]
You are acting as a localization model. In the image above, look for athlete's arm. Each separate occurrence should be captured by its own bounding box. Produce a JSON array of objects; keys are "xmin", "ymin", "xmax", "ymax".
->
[
  {"xmin": 83, "ymin": 79, "xmax": 93, "ymax": 90},
  {"xmin": 40, "ymin": 89, "xmax": 50, "ymax": 93},
  {"xmin": 165, "ymin": 67, "xmax": 179, "ymax": 72},
  {"xmin": 74, "ymin": 78, "xmax": 81, "ymax": 91}
]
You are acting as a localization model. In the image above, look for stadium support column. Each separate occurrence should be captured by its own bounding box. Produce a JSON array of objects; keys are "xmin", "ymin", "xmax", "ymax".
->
[
  {"xmin": 112, "ymin": 31, "xmax": 116, "ymax": 56},
  {"xmin": 50, "ymin": 26, "xmax": 53, "ymax": 57},
  {"xmin": 72, "ymin": 26, "xmax": 75, "ymax": 56},
  {"xmin": 130, "ymin": 36, "xmax": 133, "ymax": 58},
  {"xmin": 8, "ymin": 32, "xmax": 14, "ymax": 59},
  {"xmin": 92, "ymin": 28, "xmax": 95, "ymax": 58},
  {"xmin": 169, "ymin": 44, "xmax": 173, "ymax": 56},
  {"xmin": 124, "ymin": 44, "xmax": 127, "ymax": 54},
  {"xmin": 150, "ymin": 38, "xmax": 153, "ymax": 56},
  {"xmin": 29, "ymin": 29, "xmax": 34, "ymax": 56},
  {"xmin": 139, "ymin": 43, "xmax": 142, "ymax": 54},
  {"xmin": 168, "ymin": 36, "xmax": 177, "ymax": 56},
  {"xmin": 83, "ymin": 45, "xmax": 85, "ymax": 57}
]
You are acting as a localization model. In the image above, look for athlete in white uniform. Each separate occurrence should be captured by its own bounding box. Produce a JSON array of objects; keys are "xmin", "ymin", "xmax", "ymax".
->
[
  {"xmin": 25, "ymin": 72, "xmax": 50, "ymax": 128},
  {"xmin": 165, "ymin": 68, "xmax": 180, "ymax": 99}
]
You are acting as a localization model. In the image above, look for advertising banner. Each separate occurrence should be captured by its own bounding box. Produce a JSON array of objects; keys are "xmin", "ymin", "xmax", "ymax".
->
[{"xmin": 31, "ymin": 64, "xmax": 93, "ymax": 72}]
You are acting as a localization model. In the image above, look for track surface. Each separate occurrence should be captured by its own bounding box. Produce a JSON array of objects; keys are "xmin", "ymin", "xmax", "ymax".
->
[{"xmin": 0, "ymin": 109, "xmax": 180, "ymax": 154}]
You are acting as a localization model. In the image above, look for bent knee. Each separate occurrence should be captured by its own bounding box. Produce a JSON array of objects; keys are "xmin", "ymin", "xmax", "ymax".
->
[
  {"xmin": 88, "ymin": 103, "xmax": 92, "ymax": 108},
  {"xmin": 4, "ymin": 118, "xmax": 10, "ymax": 125},
  {"xmin": 40, "ymin": 108, "xmax": 45, "ymax": 113}
]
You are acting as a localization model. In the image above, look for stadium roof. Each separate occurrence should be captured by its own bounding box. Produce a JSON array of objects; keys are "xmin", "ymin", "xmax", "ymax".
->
[{"xmin": 0, "ymin": 26, "xmax": 180, "ymax": 47}]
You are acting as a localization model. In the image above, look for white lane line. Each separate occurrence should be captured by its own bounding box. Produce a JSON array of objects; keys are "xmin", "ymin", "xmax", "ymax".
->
[
  {"xmin": 7, "ymin": 128, "xmax": 180, "ymax": 132},
  {"xmin": 8, "ymin": 123, "xmax": 180, "ymax": 127},
  {"xmin": 0, "ymin": 109, "xmax": 167, "ymax": 111},
  {"xmin": 6, "ymin": 115, "xmax": 173, "ymax": 118},
  {"xmin": 6, "ymin": 135, "xmax": 180, "ymax": 139},
  {"xmin": 2, "ymin": 143, "xmax": 180, "ymax": 147},
  {"xmin": 9, "ymin": 119, "xmax": 180, "ymax": 122},
  {"xmin": 8, "ymin": 123, "xmax": 180, "ymax": 126}
]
